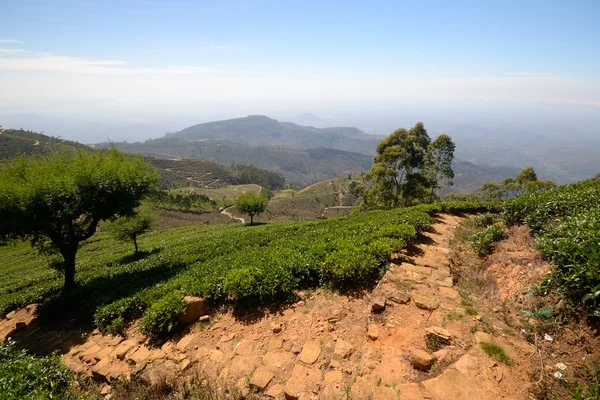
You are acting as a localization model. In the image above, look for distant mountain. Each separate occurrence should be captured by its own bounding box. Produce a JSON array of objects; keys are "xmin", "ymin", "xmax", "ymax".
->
[
  {"xmin": 0, "ymin": 129, "xmax": 89, "ymax": 159},
  {"xmin": 167, "ymin": 115, "xmax": 381, "ymax": 155}
]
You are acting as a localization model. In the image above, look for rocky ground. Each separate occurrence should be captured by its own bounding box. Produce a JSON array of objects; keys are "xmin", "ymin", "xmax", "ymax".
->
[{"xmin": 2, "ymin": 214, "xmax": 598, "ymax": 399}]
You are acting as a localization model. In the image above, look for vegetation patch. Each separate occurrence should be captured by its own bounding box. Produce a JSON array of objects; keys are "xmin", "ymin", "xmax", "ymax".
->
[
  {"xmin": 470, "ymin": 224, "xmax": 507, "ymax": 257},
  {"xmin": 479, "ymin": 342, "xmax": 513, "ymax": 366}
]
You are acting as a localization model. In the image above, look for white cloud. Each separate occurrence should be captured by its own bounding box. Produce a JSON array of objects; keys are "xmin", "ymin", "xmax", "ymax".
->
[
  {"xmin": 0, "ymin": 39, "xmax": 21, "ymax": 44},
  {"xmin": 0, "ymin": 49, "xmax": 28, "ymax": 54},
  {"xmin": 0, "ymin": 52, "xmax": 217, "ymax": 75}
]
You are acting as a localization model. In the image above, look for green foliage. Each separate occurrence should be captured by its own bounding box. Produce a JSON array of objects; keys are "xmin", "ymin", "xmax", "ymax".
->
[
  {"xmin": 0, "ymin": 147, "xmax": 156, "ymax": 290},
  {"xmin": 479, "ymin": 342, "xmax": 513, "ymax": 365},
  {"xmin": 147, "ymin": 189, "xmax": 216, "ymax": 211},
  {"xmin": 360, "ymin": 123, "xmax": 455, "ymax": 209},
  {"xmin": 470, "ymin": 224, "xmax": 507, "ymax": 257},
  {"xmin": 94, "ymin": 297, "xmax": 147, "ymax": 335},
  {"xmin": 138, "ymin": 291, "xmax": 186, "ymax": 340},
  {"xmin": 107, "ymin": 211, "xmax": 154, "ymax": 253},
  {"xmin": 479, "ymin": 167, "xmax": 554, "ymax": 202},
  {"xmin": 474, "ymin": 213, "xmax": 498, "ymax": 228},
  {"xmin": 235, "ymin": 192, "xmax": 268, "ymax": 224},
  {"xmin": 0, "ymin": 340, "xmax": 81, "ymax": 400}
]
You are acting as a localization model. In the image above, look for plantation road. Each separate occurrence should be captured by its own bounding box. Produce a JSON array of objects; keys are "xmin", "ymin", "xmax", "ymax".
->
[{"xmin": 1, "ymin": 214, "xmax": 546, "ymax": 399}]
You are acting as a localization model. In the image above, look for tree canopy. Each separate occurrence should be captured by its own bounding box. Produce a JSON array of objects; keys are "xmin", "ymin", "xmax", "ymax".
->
[
  {"xmin": 107, "ymin": 210, "xmax": 154, "ymax": 254},
  {"xmin": 358, "ymin": 123, "xmax": 455, "ymax": 209},
  {"xmin": 478, "ymin": 167, "xmax": 554, "ymax": 201},
  {"xmin": 0, "ymin": 148, "xmax": 156, "ymax": 290},
  {"xmin": 234, "ymin": 191, "xmax": 268, "ymax": 225}
]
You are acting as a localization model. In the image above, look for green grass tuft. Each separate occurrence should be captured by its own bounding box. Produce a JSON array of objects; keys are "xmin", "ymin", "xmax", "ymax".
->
[{"xmin": 480, "ymin": 342, "xmax": 513, "ymax": 366}]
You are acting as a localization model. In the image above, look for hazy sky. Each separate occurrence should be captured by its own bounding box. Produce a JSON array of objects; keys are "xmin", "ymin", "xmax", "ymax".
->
[{"xmin": 1, "ymin": 0, "xmax": 599, "ymax": 126}]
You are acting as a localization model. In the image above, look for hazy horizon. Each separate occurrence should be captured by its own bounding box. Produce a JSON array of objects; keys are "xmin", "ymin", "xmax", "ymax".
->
[{"xmin": 2, "ymin": 0, "xmax": 600, "ymax": 143}]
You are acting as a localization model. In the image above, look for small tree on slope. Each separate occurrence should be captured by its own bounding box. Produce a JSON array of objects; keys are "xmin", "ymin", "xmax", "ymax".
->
[
  {"xmin": 235, "ymin": 191, "xmax": 268, "ymax": 225},
  {"xmin": 107, "ymin": 210, "xmax": 154, "ymax": 254},
  {"xmin": 0, "ymin": 148, "xmax": 156, "ymax": 291}
]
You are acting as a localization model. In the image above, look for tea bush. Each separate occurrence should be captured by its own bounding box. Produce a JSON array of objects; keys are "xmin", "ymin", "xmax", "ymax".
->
[
  {"xmin": 0, "ymin": 340, "xmax": 82, "ymax": 400},
  {"xmin": 94, "ymin": 296, "xmax": 147, "ymax": 335},
  {"xmin": 470, "ymin": 224, "xmax": 506, "ymax": 257},
  {"xmin": 138, "ymin": 291, "xmax": 186, "ymax": 340}
]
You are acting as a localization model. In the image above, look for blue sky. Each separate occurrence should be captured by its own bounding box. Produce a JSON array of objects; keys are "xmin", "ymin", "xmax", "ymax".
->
[{"xmin": 1, "ymin": 0, "xmax": 599, "ymax": 122}]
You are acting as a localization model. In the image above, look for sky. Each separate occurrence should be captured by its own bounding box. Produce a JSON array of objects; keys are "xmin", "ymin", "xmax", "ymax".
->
[{"xmin": 1, "ymin": 0, "xmax": 600, "ymax": 136}]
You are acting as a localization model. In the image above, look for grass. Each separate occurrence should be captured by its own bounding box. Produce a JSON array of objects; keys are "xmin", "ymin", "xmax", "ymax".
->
[
  {"xmin": 479, "ymin": 342, "xmax": 513, "ymax": 366},
  {"xmin": 446, "ymin": 311, "xmax": 464, "ymax": 321},
  {"xmin": 465, "ymin": 307, "xmax": 478, "ymax": 316}
]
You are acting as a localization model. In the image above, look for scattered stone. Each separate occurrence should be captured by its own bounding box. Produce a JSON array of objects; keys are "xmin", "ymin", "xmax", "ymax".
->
[
  {"xmin": 262, "ymin": 351, "xmax": 295, "ymax": 372},
  {"xmin": 220, "ymin": 333, "xmax": 236, "ymax": 343},
  {"xmin": 100, "ymin": 384, "xmax": 112, "ymax": 396},
  {"xmin": 411, "ymin": 349, "xmax": 434, "ymax": 371},
  {"xmin": 199, "ymin": 315, "xmax": 210, "ymax": 323},
  {"xmin": 291, "ymin": 342, "xmax": 303, "ymax": 355},
  {"xmin": 268, "ymin": 337, "xmax": 284, "ymax": 351},
  {"xmin": 412, "ymin": 294, "xmax": 439, "ymax": 311},
  {"xmin": 425, "ymin": 327, "xmax": 452, "ymax": 347},
  {"xmin": 387, "ymin": 292, "xmax": 411, "ymax": 305},
  {"xmin": 249, "ymin": 367, "xmax": 273, "ymax": 391},
  {"xmin": 235, "ymin": 378, "xmax": 250, "ymax": 398},
  {"xmin": 131, "ymin": 361, "xmax": 147, "ymax": 377},
  {"xmin": 235, "ymin": 340, "xmax": 255, "ymax": 356},
  {"xmin": 5, "ymin": 311, "xmax": 16, "ymax": 319},
  {"xmin": 299, "ymin": 340, "xmax": 321, "ymax": 364},
  {"xmin": 180, "ymin": 358, "xmax": 191, "ymax": 371},
  {"xmin": 127, "ymin": 346, "xmax": 151, "ymax": 365},
  {"xmin": 438, "ymin": 287, "xmax": 459, "ymax": 299},
  {"xmin": 367, "ymin": 324, "xmax": 379, "ymax": 341},
  {"xmin": 179, "ymin": 296, "xmax": 208, "ymax": 324},
  {"xmin": 432, "ymin": 349, "xmax": 449, "ymax": 362},
  {"xmin": 371, "ymin": 296, "xmax": 387, "ymax": 312},
  {"xmin": 284, "ymin": 364, "xmax": 322, "ymax": 400},
  {"xmin": 110, "ymin": 341, "xmax": 135, "ymax": 360},
  {"xmin": 372, "ymin": 385, "xmax": 399, "ymax": 400},
  {"xmin": 107, "ymin": 336, "xmax": 124, "ymax": 346},
  {"xmin": 350, "ymin": 376, "xmax": 373, "ymax": 399},
  {"xmin": 209, "ymin": 349, "xmax": 225, "ymax": 362},
  {"xmin": 271, "ymin": 321, "xmax": 283, "ymax": 333},
  {"xmin": 334, "ymin": 339, "xmax": 354, "ymax": 359},
  {"xmin": 323, "ymin": 370, "xmax": 343, "ymax": 386},
  {"xmin": 395, "ymin": 383, "xmax": 425, "ymax": 400},
  {"xmin": 473, "ymin": 331, "xmax": 492, "ymax": 344},
  {"xmin": 265, "ymin": 383, "xmax": 285, "ymax": 398}
]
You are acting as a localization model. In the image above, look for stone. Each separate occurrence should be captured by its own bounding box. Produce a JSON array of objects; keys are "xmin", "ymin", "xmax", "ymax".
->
[
  {"xmin": 323, "ymin": 370, "xmax": 343, "ymax": 386},
  {"xmin": 271, "ymin": 321, "xmax": 283, "ymax": 333},
  {"xmin": 396, "ymin": 383, "xmax": 425, "ymax": 400},
  {"xmin": 100, "ymin": 384, "xmax": 112, "ymax": 396},
  {"xmin": 432, "ymin": 349, "xmax": 449, "ymax": 362},
  {"xmin": 110, "ymin": 340, "xmax": 136, "ymax": 361},
  {"xmin": 268, "ymin": 337, "xmax": 284, "ymax": 350},
  {"xmin": 180, "ymin": 358, "xmax": 191, "ymax": 371},
  {"xmin": 5, "ymin": 311, "xmax": 16, "ymax": 319},
  {"xmin": 350, "ymin": 376, "xmax": 373, "ymax": 399},
  {"xmin": 299, "ymin": 340, "xmax": 321, "ymax": 364},
  {"xmin": 262, "ymin": 351, "xmax": 295, "ymax": 372},
  {"xmin": 235, "ymin": 340, "xmax": 255, "ymax": 356},
  {"xmin": 422, "ymin": 369, "xmax": 490, "ymax": 399},
  {"xmin": 388, "ymin": 292, "xmax": 411, "ymax": 305},
  {"xmin": 220, "ymin": 332, "xmax": 236, "ymax": 342},
  {"xmin": 176, "ymin": 334, "xmax": 195, "ymax": 351},
  {"xmin": 411, "ymin": 294, "xmax": 439, "ymax": 311},
  {"xmin": 291, "ymin": 342, "xmax": 302, "ymax": 354},
  {"xmin": 209, "ymin": 349, "xmax": 225, "ymax": 362},
  {"xmin": 199, "ymin": 315, "xmax": 210, "ymax": 322},
  {"xmin": 425, "ymin": 327, "xmax": 452, "ymax": 346},
  {"xmin": 249, "ymin": 367, "xmax": 274, "ymax": 391},
  {"xmin": 334, "ymin": 339, "xmax": 354, "ymax": 359},
  {"xmin": 107, "ymin": 336, "xmax": 124, "ymax": 346},
  {"xmin": 94, "ymin": 347, "xmax": 113, "ymax": 361},
  {"xmin": 371, "ymin": 296, "xmax": 387, "ymax": 312},
  {"xmin": 127, "ymin": 346, "xmax": 151, "ymax": 365},
  {"xmin": 438, "ymin": 287, "xmax": 459, "ymax": 299},
  {"xmin": 368, "ymin": 324, "xmax": 380, "ymax": 341},
  {"xmin": 284, "ymin": 364, "xmax": 322, "ymax": 400},
  {"xmin": 91, "ymin": 359, "xmax": 120, "ymax": 383},
  {"xmin": 265, "ymin": 383, "xmax": 285, "ymax": 398},
  {"xmin": 373, "ymin": 385, "xmax": 399, "ymax": 400},
  {"xmin": 473, "ymin": 331, "xmax": 492, "ymax": 343},
  {"xmin": 235, "ymin": 378, "xmax": 250, "ymax": 398},
  {"xmin": 411, "ymin": 349, "xmax": 434, "ymax": 371},
  {"xmin": 179, "ymin": 296, "xmax": 208, "ymax": 324},
  {"xmin": 329, "ymin": 359, "xmax": 341, "ymax": 369}
]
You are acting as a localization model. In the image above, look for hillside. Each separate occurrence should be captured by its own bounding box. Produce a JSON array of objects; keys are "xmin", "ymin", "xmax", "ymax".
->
[
  {"xmin": 167, "ymin": 115, "xmax": 381, "ymax": 154},
  {"xmin": 0, "ymin": 128, "xmax": 89, "ymax": 159}
]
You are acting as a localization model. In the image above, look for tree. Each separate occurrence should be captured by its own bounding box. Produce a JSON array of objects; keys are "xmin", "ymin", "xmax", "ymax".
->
[
  {"xmin": 108, "ymin": 210, "xmax": 153, "ymax": 254},
  {"xmin": 234, "ymin": 191, "xmax": 268, "ymax": 225},
  {"xmin": 424, "ymin": 134, "xmax": 456, "ymax": 201},
  {"xmin": 360, "ymin": 122, "xmax": 432, "ymax": 209},
  {"xmin": 0, "ymin": 148, "xmax": 156, "ymax": 291},
  {"xmin": 478, "ymin": 167, "xmax": 554, "ymax": 200}
]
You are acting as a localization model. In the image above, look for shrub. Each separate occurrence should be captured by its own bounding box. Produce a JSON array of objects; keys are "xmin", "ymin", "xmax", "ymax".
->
[
  {"xmin": 95, "ymin": 296, "xmax": 147, "ymax": 335},
  {"xmin": 470, "ymin": 224, "xmax": 506, "ymax": 257},
  {"xmin": 0, "ymin": 340, "xmax": 80, "ymax": 400},
  {"xmin": 480, "ymin": 342, "xmax": 513, "ymax": 365},
  {"xmin": 139, "ymin": 292, "xmax": 186, "ymax": 340},
  {"xmin": 322, "ymin": 244, "xmax": 380, "ymax": 286},
  {"xmin": 474, "ymin": 213, "xmax": 498, "ymax": 228}
]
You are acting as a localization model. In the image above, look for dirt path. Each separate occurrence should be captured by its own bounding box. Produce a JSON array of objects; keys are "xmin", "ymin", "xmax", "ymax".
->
[
  {"xmin": 220, "ymin": 206, "xmax": 245, "ymax": 224},
  {"xmin": 0, "ymin": 215, "xmax": 539, "ymax": 399}
]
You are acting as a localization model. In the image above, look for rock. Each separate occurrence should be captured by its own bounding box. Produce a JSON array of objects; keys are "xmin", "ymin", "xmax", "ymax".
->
[
  {"xmin": 176, "ymin": 334, "xmax": 195, "ymax": 351},
  {"xmin": 127, "ymin": 346, "xmax": 151, "ymax": 365},
  {"xmin": 100, "ymin": 384, "xmax": 112, "ymax": 396},
  {"xmin": 395, "ymin": 383, "xmax": 425, "ymax": 400},
  {"xmin": 284, "ymin": 364, "xmax": 322, "ymax": 400},
  {"xmin": 220, "ymin": 333, "xmax": 236, "ymax": 343},
  {"xmin": 262, "ymin": 351, "xmax": 295, "ymax": 372},
  {"xmin": 372, "ymin": 385, "xmax": 399, "ymax": 400},
  {"xmin": 265, "ymin": 383, "xmax": 285, "ymax": 398},
  {"xmin": 438, "ymin": 287, "xmax": 459, "ymax": 299},
  {"xmin": 209, "ymin": 349, "xmax": 224, "ymax": 362},
  {"xmin": 91, "ymin": 359, "xmax": 120, "ymax": 383},
  {"xmin": 323, "ymin": 370, "xmax": 343, "ymax": 385},
  {"xmin": 110, "ymin": 340, "xmax": 136, "ymax": 361},
  {"xmin": 334, "ymin": 339, "xmax": 354, "ymax": 359},
  {"xmin": 411, "ymin": 294, "xmax": 439, "ymax": 311},
  {"xmin": 388, "ymin": 292, "xmax": 411, "ymax": 305},
  {"xmin": 473, "ymin": 331, "xmax": 492, "ymax": 343},
  {"xmin": 268, "ymin": 337, "xmax": 284, "ymax": 350},
  {"xmin": 411, "ymin": 349, "xmax": 434, "ymax": 371},
  {"xmin": 180, "ymin": 358, "xmax": 191, "ymax": 371},
  {"xmin": 179, "ymin": 296, "xmax": 208, "ymax": 324},
  {"xmin": 299, "ymin": 340, "xmax": 321, "ymax": 364},
  {"xmin": 107, "ymin": 336, "xmax": 124, "ymax": 346},
  {"xmin": 432, "ymin": 349, "xmax": 449, "ymax": 362},
  {"xmin": 271, "ymin": 321, "xmax": 283, "ymax": 333},
  {"xmin": 199, "ymin": 315, "xmax": 210, "ymax": 322},
  {"xmin": 235, "ymin": 377, "xmax": 250, "ymax": 398},
  {"xmin": 371, "ymin": 296, "xmax": 387, "ymax": 312},
  {"xmin": 131, "ymin": 361, "xmax": 147, "ymax": 377},
  {"xmin": 425, "ymin": 327, "xmax": 452, "ymax": 347},
  {"xmin": 350, "ymin": 376, "xmax": 373, "ymax": 399},
  {"xmin": 5, "ymin": 311, "xmax": 16, "ymax": 319},
  {"xmin": 235, "ymin": 340, "xmax": 255, "ymax": 356},
  {"xmin": 367, "ymin": 324, "xmax": 379, "ymax": 341},
  {"xmin": 291, "ymin": 342, "xmax": 302, "ymax": 354},
  {"xmin": 249, "ymin": 367, "xmax": 274, "ymax": 391}
]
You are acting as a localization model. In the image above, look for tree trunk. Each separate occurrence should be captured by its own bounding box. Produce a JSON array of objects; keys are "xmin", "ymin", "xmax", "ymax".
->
[
  {"xmin": 250, "ymin": 214, "xmax": 254, "ymax": 225},
  {"xmin": 62, "ymin": 249, "xmax": 77, "ymax": 292},
  {"xmin": 133, "ymin": 236, "xmax": 139, "ymax": 254}
]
